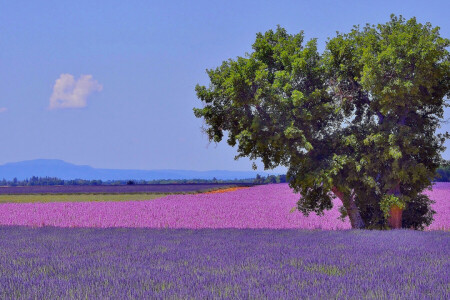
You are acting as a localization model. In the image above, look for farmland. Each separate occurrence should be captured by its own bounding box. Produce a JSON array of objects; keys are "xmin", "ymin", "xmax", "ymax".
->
[
  {"xmin": 0, "ymin": 184, "xmax": 252, "ymax": 204},
  {"xmin": 0, "ymin": 193, "xmax": 166, "ymax": 204},
  {"xmin": 0, "ymin": 183, "xmax": 251, "ymax": 194},
  {"xmin": 0, "ymin": 183, "xmax": 448, "ymax": 298},
  {"xmin": 0, "ymin": 227, "xmax": 448, "ymax": 299},
  {"xmin": 0, "ymin": 184, "xmax": 349, "ymax": 229},
  {"xmin": 0, "ymin": 183, "xmax": 448, "ymax": 230},
  {"xmin": 2, "ymin": 3, "xmax": 449, "ymax": 299}
]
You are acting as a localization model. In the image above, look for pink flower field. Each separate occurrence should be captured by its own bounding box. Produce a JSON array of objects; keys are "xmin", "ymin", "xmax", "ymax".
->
[
  {"xmin": 0, "ymin": 183, "xmax": 448, "ymax": 230},
  {"xmin": 424, "ymin": 182, "xmax": 450, "ymax": 230}
]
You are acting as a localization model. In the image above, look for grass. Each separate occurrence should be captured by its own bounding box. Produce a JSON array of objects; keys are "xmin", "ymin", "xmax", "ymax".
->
[
  {"xmin": 0, "ymin": 193, "xmax": 168, "ymax": 204},
  {"xmin": 0, "ymin": 185, "xmax": 248, "ymax": 204}
]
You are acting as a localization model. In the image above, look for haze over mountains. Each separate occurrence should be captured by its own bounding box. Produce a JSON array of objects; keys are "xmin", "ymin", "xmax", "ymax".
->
[{"xmin": 0, "ymin": 159, "xmax": 279, "ymax": 181}]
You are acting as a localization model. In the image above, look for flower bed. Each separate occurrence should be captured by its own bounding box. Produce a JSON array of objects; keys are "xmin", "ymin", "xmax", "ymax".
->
[{"xmin": 0, "ymin": 183, "xmax": 448, "ymax": 230}]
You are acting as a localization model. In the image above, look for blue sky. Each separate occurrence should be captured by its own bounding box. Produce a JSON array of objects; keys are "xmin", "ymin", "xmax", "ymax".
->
[{"xmin": 0, "ymin": 0, "xmax": 448, "ymax": 172}]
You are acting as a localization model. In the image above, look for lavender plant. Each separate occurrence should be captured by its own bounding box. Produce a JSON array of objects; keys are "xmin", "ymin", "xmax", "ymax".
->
[
  {"xmin": 0, "ymin": 183, "xmax": 247, "ymax": 194},
  {"xmin": 0, "ymin": 227, "xmax": 448, "ymax": 299}
]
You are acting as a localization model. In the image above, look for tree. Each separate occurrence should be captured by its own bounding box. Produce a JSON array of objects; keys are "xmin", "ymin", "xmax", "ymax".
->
[
  {"xmin": 194, "ymin": 16, "xmax": 449, "ymax": 229},
  {"xmin": 253, "ymin": 174, "xmax": 265, "ymax": 184},
  {"xmin": 323, "ymin": 15, "xmax": 449, "ymax": 229},
  {"xmin": 277, "ymin": 174, "xmax": 288, "ymax": 183},
  {"xmin": 435, "ymin": 165, "xmax": 450, "ymax": 182},
  {"xmin": 265, "ymin": 175, "xmax": 277, "ymax": 184}
]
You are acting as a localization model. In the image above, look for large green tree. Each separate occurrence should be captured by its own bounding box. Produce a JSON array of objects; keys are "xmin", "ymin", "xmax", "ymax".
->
[{"xmin": 194, "ymin": 15, "xmax": 449, "ymax": 229}]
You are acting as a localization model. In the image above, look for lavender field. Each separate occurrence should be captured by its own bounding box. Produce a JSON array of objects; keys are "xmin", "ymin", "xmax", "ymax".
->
[
  {"xmin": 0, "ymin": 183, "xmax": 250, "ymax": 194},
  {"xmin": 0, "ymin": 227, "xmax": 448, "ymax": 299},
  {"xmin": 0, "ymin": 183, "xmax": 448, "ymax": 299},
  {"xmin": 0, "ymin": 183, "xmax": 448, "ymax": 230}
]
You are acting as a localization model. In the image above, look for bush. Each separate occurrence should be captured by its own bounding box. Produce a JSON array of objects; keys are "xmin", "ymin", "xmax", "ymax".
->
[{"xmin": 402, "ymin": 194, "xmax": 435, "ymax": 230}]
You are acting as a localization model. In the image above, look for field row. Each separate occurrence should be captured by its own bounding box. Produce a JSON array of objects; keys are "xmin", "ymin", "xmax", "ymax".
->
[
  {"xmin": 0, "ymin": 187, "xmax": 251, "ymax": 204},
  {"xmin": 0, "ymin": 227, "xmax": 448, "ymax": 299},
  {"xmin": 0, "ymin": 193, "xmax": 166, "ymax": 204},
  {"xmin": 0, "ymin": 183, "xmax": 448, "ymax": 230},
  {"xmin": 0, "ymin": 183, "xmax": 251, "ymax": 194}
]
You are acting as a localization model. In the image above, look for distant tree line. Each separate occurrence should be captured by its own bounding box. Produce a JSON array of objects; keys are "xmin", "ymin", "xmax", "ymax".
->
[
  {"xmin": 435, "ymin": 166, "xmax": 450, "ymax": 182},
  {"xmin": 0, "ymin": 176, "xmax": 104, "ymax": 187},
  {"xmin": 0, "ymin": 174, "xmax": 290, "ymax": 186},
  {"xmin": 1, "ymin": 169, "xmax": 449, "ymax": 186},
  {"xmin": 253, "ymin": 174, "xmax": 288, "ymax": 184}
]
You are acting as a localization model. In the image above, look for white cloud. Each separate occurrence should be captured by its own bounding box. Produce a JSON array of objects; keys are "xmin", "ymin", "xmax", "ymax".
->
[
  {"xmin": 0, "ymin": 107, "xmax": 7, "ymax": 113},
  {"xmin": 49, "ymin": 74, "xmax": 102, "ymax": 109}
]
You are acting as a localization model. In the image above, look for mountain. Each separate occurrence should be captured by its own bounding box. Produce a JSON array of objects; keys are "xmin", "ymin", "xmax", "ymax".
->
[{"xmin": 0, "ymin": 159, "xmax": 279, "ymax": 181}]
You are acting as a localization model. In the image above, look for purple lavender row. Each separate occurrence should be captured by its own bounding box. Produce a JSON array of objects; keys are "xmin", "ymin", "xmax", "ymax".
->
[
  {"xmin": 0, "ymin": 227, "xmax": 448, "ymax": 299},
  {"xmin": 0, "ymin": 183, "xmax": 249, "ymax": 194}
]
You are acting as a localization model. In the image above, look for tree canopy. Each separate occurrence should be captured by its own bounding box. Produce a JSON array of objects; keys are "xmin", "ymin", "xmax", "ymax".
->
[{"xmin": 194, "ymin": 15, "xmax": 449, "ymax": 229}]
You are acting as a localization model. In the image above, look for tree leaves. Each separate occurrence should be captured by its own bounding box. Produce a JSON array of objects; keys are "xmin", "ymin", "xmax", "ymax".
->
[{"xmin": 194, "ymin": 15, "xmax": 449, "ymax": 229}]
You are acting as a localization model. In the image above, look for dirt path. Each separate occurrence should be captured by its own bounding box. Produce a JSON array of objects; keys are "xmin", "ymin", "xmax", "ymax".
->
[{"xmin": 204, "ymin": 186, "xmax": 250, "ymax": 194}]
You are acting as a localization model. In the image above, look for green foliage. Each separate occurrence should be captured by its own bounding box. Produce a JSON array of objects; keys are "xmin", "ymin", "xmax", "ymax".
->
[
  {"xmin": 0, "ymin": 177, "xmax": 262, "ymax": 186},
  {"xmin": 253, "ymin": 174, "xmax": 265, "ymax": 184},
  {"xmin": 380, "ymin": 195, "xmax": 405, "ymax": 219},
  {"xmin": 252, "ymin": 174, "xmax": 284, "ymax": 184},
  {"xmin": 402, "ymin": 194, "xmax": 435, "ymax": 230},
  {"xmin": 194, "ymin": 16, "xmax": 449, "ymax": 229},
  {"xmin": 195, "ymin": 25, "xmax": 338, "ymax": 216},
  {"xmin": 435, "ymin": 165, "xmax": 450, "ymax": 182}
]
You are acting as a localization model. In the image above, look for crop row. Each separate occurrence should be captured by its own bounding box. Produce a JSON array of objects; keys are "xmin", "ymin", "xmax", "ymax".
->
[
  {"xmin": 0, "ymin": 183, "xmax": 252, "ymax": 194},
  {"xmin": 0, "ymin": 183, "xmax": 447, "ymax": 230},
  {"xmin": 0, "ymin": 227, "xmax": 448, "ymax": 299}
]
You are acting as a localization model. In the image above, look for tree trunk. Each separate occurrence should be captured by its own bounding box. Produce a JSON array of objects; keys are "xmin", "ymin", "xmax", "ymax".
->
[
  {"xmin": 388, "ymin": 205, "xmax": 403, "ymax": 229},
  {"xmin": 387, "ymin": 183, "xmax": 403, "ymax": 229},
  {"xmin": 332, "ymin": 186, "xmax": 365, "ymax": 229}
]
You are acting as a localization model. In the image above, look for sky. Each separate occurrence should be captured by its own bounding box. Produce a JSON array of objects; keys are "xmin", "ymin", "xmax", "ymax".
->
[{"xmin": 0, "ymin": 0, "xmax": 448, "ymax": 172}]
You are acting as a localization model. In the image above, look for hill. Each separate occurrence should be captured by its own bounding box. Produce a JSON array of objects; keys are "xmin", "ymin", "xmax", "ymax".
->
[{"xmin": 0, "ymin": 159, "xmax": 278, "ymax": 181}]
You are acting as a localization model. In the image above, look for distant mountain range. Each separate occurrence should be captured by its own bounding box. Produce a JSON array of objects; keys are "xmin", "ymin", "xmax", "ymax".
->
[{"xmin": 0, "ymin": 159, "xmax": 279, "ymax": 181}]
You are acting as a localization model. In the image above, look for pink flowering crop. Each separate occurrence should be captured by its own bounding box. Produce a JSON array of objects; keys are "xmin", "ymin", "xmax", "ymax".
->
[
  {"xmin": 0, "ymin": 184, "xmax": 349, "ymax": 229},
  {"xmin": 0, "ymin": 183, "xmax": 448, "ymax": 230},
  {"xmin": 424, "ymin": 182, "xmax": 450, "ymax": 230}
]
